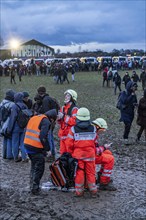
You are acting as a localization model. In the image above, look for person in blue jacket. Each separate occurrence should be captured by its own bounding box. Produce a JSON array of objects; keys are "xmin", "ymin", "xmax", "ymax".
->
[
  {"xmin": 119, "ymin": 81, "xmax": 138, "ymax": 145},
  {"xmin": 0, "ymin": 89, "xmax": 16, "ymax": 159},
  {"xmin": 7, "ymin": 92, "xmax": 28, "ymax": 162}
]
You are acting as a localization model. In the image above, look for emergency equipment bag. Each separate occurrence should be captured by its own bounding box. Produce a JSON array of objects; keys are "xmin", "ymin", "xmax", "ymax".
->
[
  {"xmin": 16, "ymin": 104, "xmax": 33, "ymax": 129},
  {"xmin": 49, "ymin": 152, "xmax": 78, "ymax": 189}
]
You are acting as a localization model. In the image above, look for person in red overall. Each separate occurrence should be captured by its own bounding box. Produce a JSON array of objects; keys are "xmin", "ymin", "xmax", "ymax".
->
[
  {"xmin": 57, "ymin": 89, "xmax": 78, "ymax": 155},
  {"xmin": 66, "ymin": 107, "xmax": 98, "ymax": 197},
  {"xmin": 92, "ymin": 118, "xmax": 117, "ymax": 191}
]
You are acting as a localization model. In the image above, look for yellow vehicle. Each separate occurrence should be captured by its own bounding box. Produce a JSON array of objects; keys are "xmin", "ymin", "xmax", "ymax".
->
[{"xmin": 97, "ymin": 56, "xmax": 112, "ymax": 64}]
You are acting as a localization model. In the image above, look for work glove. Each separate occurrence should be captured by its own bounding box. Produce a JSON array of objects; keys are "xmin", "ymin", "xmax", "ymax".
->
[
  {"xmin": 104, "ymin": 143, "xmax": 113, "ymax": 150},
  {"xmin": 96, "ymin": 146, "xmax": 104, "ymax": 155},
  {"xmin": 57, "ymin": 112, "xmax": 64, "ymax": 120}
]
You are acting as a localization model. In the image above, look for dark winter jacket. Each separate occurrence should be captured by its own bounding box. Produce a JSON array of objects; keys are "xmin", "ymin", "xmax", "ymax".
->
[
  {"xmin": 0, "ymin": 90, "xmax": 16, "ymax": 136},
  {"xmin": 131, "ymin": 73, "xmax": 140, "ymax": 83},
  {"xmin": 37, "ymin": 94, "xmax": 56, "ymax": 114},
  {"xmin": 140, "ymin": 71, "xmax": 146, "ymax": 82},
  {"xmin": 113, "ymin": 72, "xmax": 121, "ymax": 85},
  {"xmin": 137, "ymin": 89, "xmax": 146, "ymax": 127},
  {"xmin": 7, "ymin": 92, "xmax": 28, "ymax": 134},
  {"xmin": 122, "ymin": 74, "xmax": 131, "ymax": 87},
  {"xmin": 119, "ymin": 81, "xmax": 137, "ymax": 123}
]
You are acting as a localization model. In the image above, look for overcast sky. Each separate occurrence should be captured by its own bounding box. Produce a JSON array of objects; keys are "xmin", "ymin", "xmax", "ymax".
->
[{"xmin": 1, "ymin": 0, "xmax": 146, "ymax": 53}]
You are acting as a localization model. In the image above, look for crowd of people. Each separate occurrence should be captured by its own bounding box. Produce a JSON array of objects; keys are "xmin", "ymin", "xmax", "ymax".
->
[
  {"xmin": 0, "ymin": 81, "xmax": 146, "ymax": 197},
  {"xmin": 0, "ymin": 57, "xmax": 146, "ymax": 83},
  {"xmin": 102, "ymin": 69, "xmax": 146, "ymax": 94}
]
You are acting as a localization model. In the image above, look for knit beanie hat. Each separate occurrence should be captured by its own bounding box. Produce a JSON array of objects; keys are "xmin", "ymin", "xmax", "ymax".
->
[
  {"xmin": 23, "ymin": 91, "xmax": 29, "ymax": 98},
  {"xmin": 37, "ymin": 86, "xmax": 46, "ymax": 95}
]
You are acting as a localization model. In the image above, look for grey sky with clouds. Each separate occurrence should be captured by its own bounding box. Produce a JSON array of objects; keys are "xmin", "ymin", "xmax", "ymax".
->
[{"xmin": 1, "ymin": 0, "xmax": 146, "ymax": 52}]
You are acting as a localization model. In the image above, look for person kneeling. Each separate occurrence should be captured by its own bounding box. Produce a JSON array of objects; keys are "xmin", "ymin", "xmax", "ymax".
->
[{"xmin": 92, "ymin": 118, "xmax": 117, "ymax": 191}]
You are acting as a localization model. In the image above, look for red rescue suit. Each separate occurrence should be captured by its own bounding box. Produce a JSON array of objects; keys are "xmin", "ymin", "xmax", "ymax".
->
[
  {"xmin": 95, "ymin": 145, "xmax": 115, "ymax": 185},
  {"xmin": 58, "ymin": 102, "xmax": 78, "ymax": 155},
  {"xmin": 66, "ymin": 123, "xmax": 98, "ymax": 196}
]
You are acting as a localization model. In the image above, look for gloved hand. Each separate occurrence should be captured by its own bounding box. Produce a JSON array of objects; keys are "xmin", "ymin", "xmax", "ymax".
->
[
  {"xmin": 104, "ymin": 143, "xmax": 113, "ymax": 150},
  {"xmin": 57, "ymin": 112, "xmax": 64, "ymax": 120}
]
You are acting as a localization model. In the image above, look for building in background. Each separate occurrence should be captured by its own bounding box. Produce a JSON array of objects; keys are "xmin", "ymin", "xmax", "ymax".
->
[
  {"xmin": 0, "ymin": 39, "xmax": 55, "ymax": 60},
  {"xmin": 12, "ymin": 39, "xmax": 54, "ymax": 58}
]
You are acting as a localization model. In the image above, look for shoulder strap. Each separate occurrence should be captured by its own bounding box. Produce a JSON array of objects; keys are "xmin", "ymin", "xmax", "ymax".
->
[
  {"xmin": 0, "ymin": 101, "xmax": 9, "ymax": 108},
  {"xmin": 67, "ymin": 103, "xmax": 77, "ymax": 116},
  {"xmin": 15, "ymin": 103, "xmax": 21, "ymax": 110}
]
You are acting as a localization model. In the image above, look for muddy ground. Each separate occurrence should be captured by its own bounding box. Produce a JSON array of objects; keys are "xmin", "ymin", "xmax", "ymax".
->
[
  {"xmin": 0, "ymin": 71, "xmax": 146, "ymax": 220},
  {"xmin": 0, "ymin": 129, "xmax": 146, "ymax": 220}
]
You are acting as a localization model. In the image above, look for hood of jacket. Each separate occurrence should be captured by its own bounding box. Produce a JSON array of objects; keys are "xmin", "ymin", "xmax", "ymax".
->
[
  {"xmin": 5, "ymin": 89, "xmax": 15, "ymax": 101},
  {"xmin": 44, "ymin": 109, "xmax": 57, "ymax": 121},
  {"xmin": 14, "ymin": 92, "xmax": 24, "ymax": 103},
  {"xmin": 76, "ymin": 119, "xmax": 91, "ymax": 129},
  {"xmin": 126, "ymin": 81, "xmax": 137, "ymax": 94}
]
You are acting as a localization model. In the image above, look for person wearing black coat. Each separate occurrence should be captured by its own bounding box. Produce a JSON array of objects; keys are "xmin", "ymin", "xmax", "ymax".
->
[
  {"xmin": 36, "ymin": 86, "xmax": 59, "ymax": 161},
  {"xmin": 113, "ymin": 71, "xmax": 122, "ymax": 95},
  {"xmin": 23, "ymin": 91, "xmax": 33, "ymax": 109},
  {"xmin": 119, "ymin": 81, "xmax": 138, "ymax": 145},
  {"xmin": 136, "ymin": 89, "xmax": 146, "ymax": 143},
  {"xmin": 36, "ymin": 86, "xmax": 56, "ymax": 113},
  {"xmin": 131, "ymin": 71, "xmax": 140, "ymax": 83},
  {"xmin": 122, "ymin": 72, "xmax": 131, "ymax": 88},
  {"xmin": 140, "ymin": 70, "xmax": 146, "ymax": 91}
]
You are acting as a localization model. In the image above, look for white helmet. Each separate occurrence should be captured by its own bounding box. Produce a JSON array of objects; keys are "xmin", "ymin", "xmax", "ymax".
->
[
  {"xmin": 64, "ymin": 89, "xmax": 77, "ymax": 102},
  {"xmin": 92, "ymin": 118, "xmax": 108, "ymax": 129},
  {"xmin": 76, "ymin": 107, "xmax": 90, "ymax": 121}
]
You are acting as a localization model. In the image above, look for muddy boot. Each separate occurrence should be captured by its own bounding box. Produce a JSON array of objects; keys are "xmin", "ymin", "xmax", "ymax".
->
[
  {"xmin": 99, "ymin": 182, "xmax": 117, "ymax": 191},
  {"xmin": 90, "ymin": 191, "xmax": 100, "ymax": 198},
  {"xmin": 14, "ymin": 157, "xmax": 22, "ymax": 162},
  {"xmin": 74, "ymin": 192, "xmax": 84, "ymax": 197},
  {"xmin": 31, "ymin": 188, "xmax": 41, "ymax": 195}
]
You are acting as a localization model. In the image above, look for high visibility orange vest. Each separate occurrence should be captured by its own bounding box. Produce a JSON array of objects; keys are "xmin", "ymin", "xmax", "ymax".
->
[{"xmin": 24, "ymin": 114, "xmax": 47, "ymax": 149}]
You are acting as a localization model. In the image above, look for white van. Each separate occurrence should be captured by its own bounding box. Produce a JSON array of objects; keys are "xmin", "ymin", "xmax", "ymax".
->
[
  {"xmin": 80, "ymin": 57, "xmax": 98, "ymax": 64},
  {"xmin": 112, "ymin": 56, "xmax": 127, "ymax": 63},
  {"xmin": 3, "ymin": 58, "xmax": 23, "ymax": 67}
]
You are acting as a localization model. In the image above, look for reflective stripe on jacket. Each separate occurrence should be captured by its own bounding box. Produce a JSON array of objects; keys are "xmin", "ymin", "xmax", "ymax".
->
[
  {"xmin": 58, "ymin": 102, "xmax": 78, "ymax": 137},
  {"xmin": 66, "ymin": 125, "xmax": 97, "ymax": 160},
  {"xmin": 24, "ymin": 114, "xmax": 47, "ymax": 148}
]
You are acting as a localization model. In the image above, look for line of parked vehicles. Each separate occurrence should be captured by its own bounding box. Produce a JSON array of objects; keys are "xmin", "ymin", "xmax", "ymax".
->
[{"xmin": 0, "ymin": 56, "xmax": 146, "ymax": 68}]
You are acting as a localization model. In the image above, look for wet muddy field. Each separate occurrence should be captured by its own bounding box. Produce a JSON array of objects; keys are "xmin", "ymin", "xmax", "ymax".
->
[
  {"xmin": 0, "ymin": 131, "xmax": 146, "ymax": 220},
  {"xmin": 0, "ymin": 71, "xmax": 146, "ymax": 220}
]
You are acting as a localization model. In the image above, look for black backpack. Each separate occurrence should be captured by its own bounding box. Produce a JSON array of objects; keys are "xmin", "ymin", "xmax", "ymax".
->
[
  {"xmin": 16, "ymin": 104, "xmax": 33, "ymax": 129},
  {"xmin": 116, "ymin": 91, "xmax": 127, "ymax": 110},
  {"xmin": 59, "ymin": 152, "xmax": 78, "ymax": 183},
  {"xmin": 0, "ymin": 102, "xmax": 11, "ymax": 124},
  {"xmin": 50, "ymin": 97, "xmax": 60, "ymax": 113}
]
